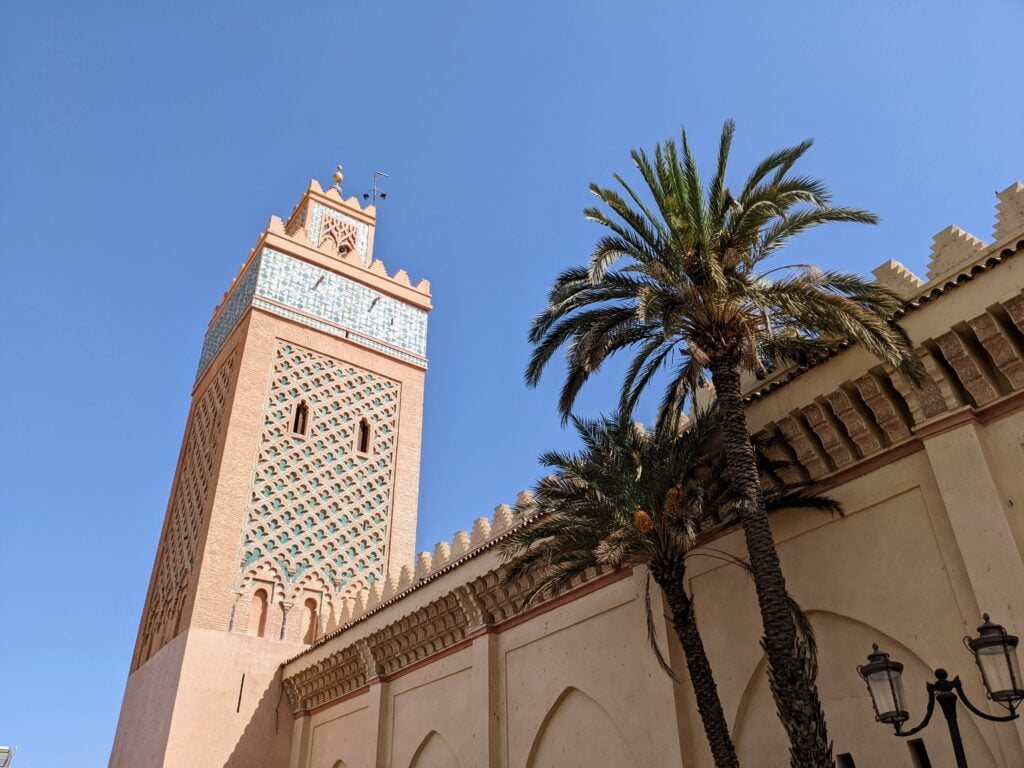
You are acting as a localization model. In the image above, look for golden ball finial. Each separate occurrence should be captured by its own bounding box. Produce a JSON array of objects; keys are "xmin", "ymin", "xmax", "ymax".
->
[{"xmin": 332, "ymin": 164, "xmax": 344, "ymax": 188}]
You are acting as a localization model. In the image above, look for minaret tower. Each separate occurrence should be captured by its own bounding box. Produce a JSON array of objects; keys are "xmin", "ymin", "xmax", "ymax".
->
[{"xmin": 109, "ymin": 170, "xmax": 431, "ymax": 768}]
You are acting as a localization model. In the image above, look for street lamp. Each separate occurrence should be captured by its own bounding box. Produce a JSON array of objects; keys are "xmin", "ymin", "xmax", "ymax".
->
[
  {"xmin": 965, "ymin": 614, "xmax": 1024, "ymax": 707},
  {"xmin": 858, "ymin": 614, "xmax": 1023, "ymax": 768}
]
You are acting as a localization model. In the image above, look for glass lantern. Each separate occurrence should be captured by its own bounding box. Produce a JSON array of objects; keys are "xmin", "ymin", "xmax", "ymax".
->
[
  {"xmin": 858, "ymin": 644, "xmax": 909, "ymax": 727},
  {"xmin": 965, "ymin": 614, "xmax": 1024, "ymax": 709}
]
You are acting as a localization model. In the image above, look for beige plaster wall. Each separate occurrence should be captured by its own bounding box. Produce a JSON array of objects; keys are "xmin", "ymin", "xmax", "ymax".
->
[
  {"xmin": 294, "ymin": 571, "xmax": 683, "ymax": 768},
  {"xmin": 284, "ymin": 225, "xmax": 1024, "ymax": 768},
  {"xmin": 285, "ymin": 406, "xmax": 1023, "ymax": 768},
  {"xmin": 118, "ymin": 187, "xmax": 1024, "ymax": 767},
  {"xmin": 110, "ymin": 629, "xmax": 303, "ymax": 768}
]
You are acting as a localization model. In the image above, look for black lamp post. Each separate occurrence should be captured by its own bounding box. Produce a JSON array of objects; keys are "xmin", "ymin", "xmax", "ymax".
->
[{"xmin": 858, "ymin": 614, "xmax": 1023, "ymax": 768}]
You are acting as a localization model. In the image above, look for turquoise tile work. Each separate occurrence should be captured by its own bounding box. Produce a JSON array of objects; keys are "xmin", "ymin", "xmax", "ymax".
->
[
  {"xmin": 196, "ymin": 256, "xmax": 261, "ymax": 376},
  {"xmin": 195, "ymin": 248, "xmax": 428, "ymax": 380}
]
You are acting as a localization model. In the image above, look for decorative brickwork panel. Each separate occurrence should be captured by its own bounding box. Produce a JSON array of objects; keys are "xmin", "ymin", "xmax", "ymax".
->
[
  {"xmin": 236, "ymin": 342, "xmax": 400, "ymax": 612},
  {"xmin": 136, "ymin": 353, "xmax": 236, "ymax": 667},
  {"xmin": 317, "ymin": 213, "xmax": 359, "ymax": 258},
  {"xmin": 309, "ymin": 204, "xmax": 370, "ymax": 264}
]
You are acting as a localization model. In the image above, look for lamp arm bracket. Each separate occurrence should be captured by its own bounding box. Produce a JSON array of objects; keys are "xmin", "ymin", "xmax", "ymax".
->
[
  {"xmin": 953, "ymin": 678, "xmax": 1020, "ymax": 723},
  {"xmin": 897, "ymin": 687, "xmax": 936, "ymax": 738}
]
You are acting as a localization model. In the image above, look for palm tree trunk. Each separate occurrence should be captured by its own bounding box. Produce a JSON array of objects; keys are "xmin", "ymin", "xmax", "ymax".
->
[
  {"xmin": 653, "ymin": 559, "xmax": 741, "ymax": 768},
  {"xmin": 709, "ymin": 358, "xmax": 834, "ymax": 768}
]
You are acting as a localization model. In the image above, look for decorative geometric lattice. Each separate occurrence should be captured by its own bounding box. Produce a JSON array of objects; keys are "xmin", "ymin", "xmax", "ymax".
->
[
  {"xmin": 317, "ymin": 214, "xmax": 359, "ymax": 258},
  {"xmin": 136, "ymin": 353, "xmax": 236, "ymax": 667},
  {"xmin": 308, "ymin": 203, "xmax": 370, "ymax": 263},
  {"xmin": 235, "ymin": 341, "xmax": 400, "ymax": 608}
]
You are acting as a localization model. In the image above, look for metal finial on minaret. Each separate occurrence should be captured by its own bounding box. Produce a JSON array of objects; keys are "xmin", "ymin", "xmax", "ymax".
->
[
  {"xmin": 332, "ymin": 164, "xmax": 344, "ymax": 190},
  {"xmin": 362, "ymin": 170, "xmax": 389, "ymax": 205}
]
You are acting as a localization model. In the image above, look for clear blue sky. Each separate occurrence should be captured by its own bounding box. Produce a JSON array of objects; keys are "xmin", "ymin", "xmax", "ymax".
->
[{"xmin": 1, "ymin": 1, "xmax": 1021, "ymax": 765}]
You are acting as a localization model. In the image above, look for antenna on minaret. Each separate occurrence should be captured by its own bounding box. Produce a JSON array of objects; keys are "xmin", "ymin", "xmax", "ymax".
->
[{"xmin": 363, "ymin": 170, "xmax": 389, "ymax": 205}]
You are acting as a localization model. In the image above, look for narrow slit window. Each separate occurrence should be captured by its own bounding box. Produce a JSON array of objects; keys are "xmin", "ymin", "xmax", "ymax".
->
[
  {"xmin": 292, "ymin": 401, "xmax": 309, "ymax": 436},
  {"xmin": 908, "ymin": 739, "xmax": 932, "ymax": 768},
  {"xmin": 357, "ymin": 418, "xmax": 371, "ymax": 454}
]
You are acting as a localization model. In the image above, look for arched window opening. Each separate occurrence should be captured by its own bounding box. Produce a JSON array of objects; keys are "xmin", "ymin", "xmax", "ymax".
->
[
  {"xmin": 302, "ymin": 598, "xmax": 319, "ymax": 645},
  {"xmin": 356, "ymin": 418, "xmax": 371, "ymax": 454},
  {"xmin": 292, "ymin": 401, "xmax": 309, "ymax": 436},
  {"xmin": 251, "ymin": 588, "xmax": 269, "ymax": 638}
]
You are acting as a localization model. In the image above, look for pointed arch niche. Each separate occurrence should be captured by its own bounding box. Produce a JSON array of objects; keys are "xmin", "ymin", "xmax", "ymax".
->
[
  {"xmin": 291, "ymin": 400, "xmax": 310, "ymax": 436},
  {"xmin": 356, "ymin": 417, "xmax": 372, "ymax": 454},
  {"xmin": 526, "ymin": 687, "xmax": 637, "ymax": 768},
  {"xmin": 408, "ymin": 730, "xmax": 459, "ymax": 768},
  {"xmin": 249, "ymin": 588, "xmax": 268, "ymax": 638},
  {"xmin": 731, "ymin": 611, "xmax": 1000, "ymax": 768}
]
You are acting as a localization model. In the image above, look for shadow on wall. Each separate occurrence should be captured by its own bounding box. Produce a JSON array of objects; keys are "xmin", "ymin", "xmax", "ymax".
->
[
  {"xmin": 223, "ymin": 666, "xmax": 294, "ymax": 768},
  {"xmin": 732, "ymin": 611, "xmax": 1000, "ymax": 768}
]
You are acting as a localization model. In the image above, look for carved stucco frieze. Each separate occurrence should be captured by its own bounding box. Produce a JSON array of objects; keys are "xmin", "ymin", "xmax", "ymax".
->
[
  {"xmin": 287, "ymin": 642, "xmax": 368, "ymax": 712},
  {"xmin": 455, "ymin": 583, "xmax": 494, "ymax": 632},
  {"xmin": 967, "ymin": 313, "xmax": 1024, "ymax": 390},
  {"xmin": 754, "ymin": 429, "xmax": 805, "ymax": 484},
  {"xmin": 800, "ymin": 402, "xmax": 855, "ymax": 467},
  {"xmin": 935, "ymin": 331, "xmax": 998, "ymax": 406},
  {"xmin": 1002, "ymin": 293, "xmax": 1024, "ymax": 335},
  {"xmin": 775, "ymin": 415, "xmax": 830, "ymax": 480},
  {"xmin": 852, "ymin": 374, "xmax": 911, "ymax": 444},
  {"xmin": 366, "ymin": 593, "xmax": 469, "ymax": 679},
  {"xmin": 823, "ymin": 389, "xmax": 882, "ymax": 456}
]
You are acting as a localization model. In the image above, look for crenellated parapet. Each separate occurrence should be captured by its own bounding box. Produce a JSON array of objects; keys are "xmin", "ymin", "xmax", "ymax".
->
[
  {"xmin": 195, "ymin": 176, "xmax": 432, "ymax": 384},
  {"xmin": 279, "ymin": 489, "xmax": 610, "ymax": 715},
  {"xmin": 738, "ymin": 182, "xmax": 1024, "ymax": 399},
  {"xmin": 279, "ymin": 181, "xmax": 1024, "ymax": 718},
  {"xmin": 926, "ymin": 226, "xmax": 987, "ymax": 283},
  {"xmin": 994, "ymin": 182, "xmax": 1024, "ymax": 243},
  {"xmin": 871, "ymin": 260, "xmax": 925, "ymax": 299},
  {"xmin": 866, "ymin": 183, "xmax": 1024, "ymax": 300},
  {"xmin": 296, "ymin": 491, "xmax": 535, "ymax": 642},
  {"xmin": 746, "ymin": 222, "xmax": 1024, "ymax": 487}
]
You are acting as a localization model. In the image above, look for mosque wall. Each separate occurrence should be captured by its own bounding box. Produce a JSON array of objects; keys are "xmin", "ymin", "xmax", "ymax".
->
[{"xmin": 281, "ymin": 185, "xmax": 1024, "ymax": 768}]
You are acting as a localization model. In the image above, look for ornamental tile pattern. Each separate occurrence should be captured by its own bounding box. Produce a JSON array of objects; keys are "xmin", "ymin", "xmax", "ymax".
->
[
  {"xmin": 195, "ymin": 249, "xmax": 428, "ymax": 380},
  {"xmin": 136, "ymin": 352, "xmax": 236, "ymax": 668},
  {"xmin": 236, "ymin": 342, "xmax": 399, "ymax": 602},
  {"xmin": 257, "ymin": 250, "xmax": 427, "ymax": 357},
  {"xmin": 197, "ymin": 258, "xmax": 261, "ymax": 376}
]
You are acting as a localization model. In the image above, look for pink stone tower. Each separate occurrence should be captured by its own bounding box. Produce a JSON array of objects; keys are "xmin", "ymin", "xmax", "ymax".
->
[{"xmin": 109, "ymin": 171, "xmax": 431, "ymax": 768}]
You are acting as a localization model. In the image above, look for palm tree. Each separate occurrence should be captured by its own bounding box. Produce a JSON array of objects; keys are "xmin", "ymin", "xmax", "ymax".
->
[
  {"xmin": 500, "ymin": 411, "xmax": 840, "ymax": 768},
  {"xmin": 525, "ymin": 120, "xmax": 923, "ymax": 768}
]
